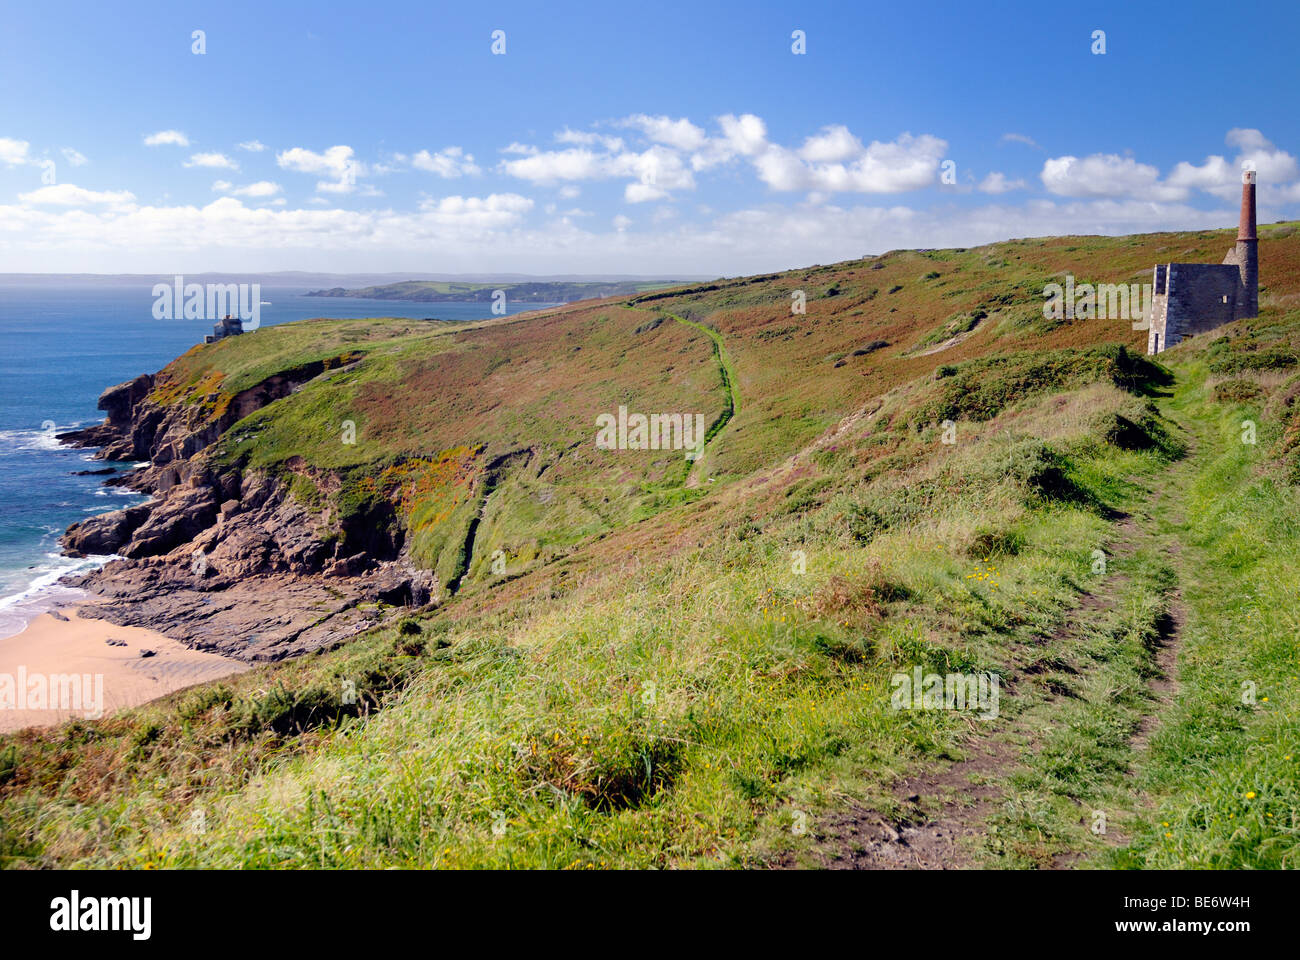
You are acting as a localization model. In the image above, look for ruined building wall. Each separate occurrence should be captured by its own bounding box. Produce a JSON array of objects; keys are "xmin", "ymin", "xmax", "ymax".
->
[
  {"xmin": 1146, "ymin": 170, "xmax": 1259, "ymax": 355},
  {"xmin": 1148, "ymin": 262, "xmax": 1243, "ymax": 352},
  {"xmin": 1166, "ymin": 262, "xmax": 1241, "ymax": 335},
  {"xmin": 1147, "ymin": 265, "xmax": 1169, "ymax": 354}
]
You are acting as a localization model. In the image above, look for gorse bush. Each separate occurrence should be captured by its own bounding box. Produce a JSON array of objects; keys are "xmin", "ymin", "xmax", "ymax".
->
[
  {"xmin": 913, "ymin": 345, "xmax": 1167, "ymax": 427},
  {"xmin": 1206, "ymin": 338, "xmax": 1298, "ymax": 375},
  {"xmin": 1211, "ymin": 379, "xmax": 1265, "ymax": 404}
]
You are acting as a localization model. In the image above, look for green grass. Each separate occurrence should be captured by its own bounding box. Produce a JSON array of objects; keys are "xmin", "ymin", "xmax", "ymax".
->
[
  {"xmin": 5, "ymin": 225, "xmax": 1300, "ymax": 868},
  {"xmin": 634, "ymin": 307, "xmax": 739, "ymax": 477},
  {"xmin": 1107, "ymin": 360, "xmax": 1300, "ymax": 868},
  {"xmin": 0, "ymin": 353, "xmax": 1194, "ymax": 868}
]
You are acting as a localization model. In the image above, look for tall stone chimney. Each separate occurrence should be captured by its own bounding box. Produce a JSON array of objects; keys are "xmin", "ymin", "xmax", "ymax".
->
[{"xmin": 1235, "ymin": 169, "xmax": 1259, "ymax": 318}]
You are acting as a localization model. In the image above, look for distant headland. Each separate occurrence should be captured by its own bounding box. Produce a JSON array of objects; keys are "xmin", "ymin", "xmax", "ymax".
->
[{"xmin": 303, "ymin": 278, "xmax": 699, "ymax": 303}]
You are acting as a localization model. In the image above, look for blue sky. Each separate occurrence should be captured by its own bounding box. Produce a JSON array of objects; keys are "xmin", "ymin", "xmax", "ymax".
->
[{"xmin": 2, "ymin": 0, "xmax": 1298, "ymax": 274}]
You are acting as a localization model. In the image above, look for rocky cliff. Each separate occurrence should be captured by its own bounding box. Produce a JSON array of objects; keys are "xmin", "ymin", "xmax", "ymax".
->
[{"xmin": 57, "ymin": 367, "xmax": 438, "ymax": 662}]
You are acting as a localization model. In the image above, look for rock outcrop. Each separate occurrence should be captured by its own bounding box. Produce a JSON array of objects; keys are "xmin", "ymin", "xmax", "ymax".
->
[
  {"xmin": 63, "ymin": 503, "xmax": 154, "ymax": 556},
  {"xmin": 57, "ymin": 364, "xmax": 438, "ymax": 662},
  {"xmin": 56, "ymin": 373, "xmax": 155, "ymax": 459}
]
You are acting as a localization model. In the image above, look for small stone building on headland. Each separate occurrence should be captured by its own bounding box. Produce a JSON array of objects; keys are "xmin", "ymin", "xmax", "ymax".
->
[
  {"xmin": 1147, "ymin": 170, "xmax": 1259, "ymax": 354},
  {"xmin": 205, "ymin": 315, "xmax": 244, "ymax": 344}
]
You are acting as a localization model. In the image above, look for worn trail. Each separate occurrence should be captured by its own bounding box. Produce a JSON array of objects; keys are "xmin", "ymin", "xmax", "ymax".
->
[
  {"xmin": 786, "ymin": 408, "xmax": 1197, "ymax": 869},
  {"xmin": 627, "ymin": 304, "xmax": 738, "ymax": 477}
]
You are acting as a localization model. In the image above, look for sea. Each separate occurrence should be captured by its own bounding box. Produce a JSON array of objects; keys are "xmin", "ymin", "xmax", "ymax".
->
[{"xmin": 0, "ymin": 284, "xmax": 551, "ymax": 637}]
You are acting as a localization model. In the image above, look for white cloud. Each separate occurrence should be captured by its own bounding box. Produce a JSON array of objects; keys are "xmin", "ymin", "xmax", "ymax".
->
[
  {"xmin": 627, "ymin": 146, "xmax": 694, "ymax": 191},
  {"xmin": 716, "ymin": 113, "xmax": 768, "ymax": 157},
  {"xmin": 753, "ymin": 132, "xmax": 948, "ymax": 193},
  {"xmin": 499, "ymin": 133, "xmax": 697, "ymax": 202},
  {"xmin": 1001, "ymin": 133, "xmax": 1041, "ymax": 149},
  {"xmin": 619, "ymin": 114, "xmax": 706, "ymax": 152},
  {"xmin": 4, "ymin": 124, "xmax": 1297, "ymax": 275},
  {"xmin": 184, "ymin": 152, "xmax": 238, "ymax": 170},
  {"xmin": 411, "ymin": 146, "xmax": 481, "ymax": 178},
  {"xmin": 978, "ymin": 171, "xmax": 1026, "ymax": 194},
  {"xmin": 0, "ymin": 192, "xmax": 536, "ymax": 267},
  {"xmin": 0, "ymin": 187, "xmax": 1279, "ymax": 276},
  {"xmin": 1227, "ymin": 128, "xmax": 1274, "ymax": 152},
  {"xmin": 277, "ymin": 145, "xmax": 362, "ymax": 193},
  {"xmin": 1166, "ymin": 155, "xmax": 1234, "ymax": 192},
  {"xmin": 144, "ymin": 130, "xmax": 190, "ymax": 147},
  {"xmin": 18, "ymin": 184, "xmax": 136, "ymax": 206},
  {"xmin": 625, "ymin": 182, "xmax": 669, "ymax": 203},
  {"xmin": 1164, "ymin": 131, "xmax": 1299, "ymax": 203},
  {"xmin": 798, "ymin": 125, "xmax": 864, "ymax": 164},
  {"xmin": 213, "ymin": 180, "xmax": 283, "ymax": 198},
  {"xmin": 1043, "ymin": 132, "xmax": 1300, "ymax": 204},
  {"xmin": 416, "ymin": 193, "xmax": 533, "ymax": 227},
  {"xmin": 277, "ymin": 145, "xmax": 358, "ymax": 176},
  {"xmin": 238, "ymin": 140, "xmax": 266, "ymax": 152},
  {"xmin": 0, "ymin": 138, "xmax": 31, "ymax": 165},
  {"xmin": 317, "ymin": 179, "xmax": 357, "ymax": 195},
  {"xmin": 1040, "ymin": 153, "xmax": 1184, "ymax": 200},
  {"xmin": 556, "ymin": 128, "xmax": 624, "ymax": 151},
  {"xmin": 1226, "ymin": 128, "xmax": 1299, "ymax": 185},
  {"xmin": 691, "ymin": 113, "xmax": 768, "ymax": 170},
  {"xmin": 649, "ymin": 116, "xmax": 949, "ymax": 195},
  {"xmin": 61, "ymin": 148, "xmax": 88, "ymax": 166},
  {"xmin": 500, "ymin": 147, "xmax": 607, "ymax": 183}
]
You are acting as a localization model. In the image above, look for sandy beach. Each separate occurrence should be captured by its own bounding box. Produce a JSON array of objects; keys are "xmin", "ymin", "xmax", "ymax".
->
[{"xmin": 0, "ymin": 606, "xmax": 248, "ymax": 733}]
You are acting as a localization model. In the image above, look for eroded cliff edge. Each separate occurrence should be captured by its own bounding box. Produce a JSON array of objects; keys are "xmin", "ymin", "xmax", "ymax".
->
[{"xmin": 57, "ymin": 368, "xmax": 438, "ymax": 662}]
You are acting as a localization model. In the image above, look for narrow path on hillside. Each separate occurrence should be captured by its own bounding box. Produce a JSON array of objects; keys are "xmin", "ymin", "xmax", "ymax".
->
[
  {"xmin": 627, "ymin": 304, "xmax": 739, "ymax": 480},
  {"xmin": 786, "ymin": 413, "xmax": 1197, "ymax": 870},
  {"xmin": 805, "ymin": 523, "xmax": 1147, "ymax": 870},
  {"xmin": 1100, "ymin": 404, "xmax": 1200, "ymax": 854}
]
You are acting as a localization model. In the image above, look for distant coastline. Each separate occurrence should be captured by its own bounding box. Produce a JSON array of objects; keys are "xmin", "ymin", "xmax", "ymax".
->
[{"xmin": 303, "ymin": 278, "xmax": 695, "ymax": 303}]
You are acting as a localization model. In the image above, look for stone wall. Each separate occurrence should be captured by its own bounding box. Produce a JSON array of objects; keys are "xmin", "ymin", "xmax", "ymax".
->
[
  {"xmin": 1146, "ymin": 265, "xmax": 1167, "ymax": 353},
  {"xmin": 1145, "ymin": 171, "xmax": 1258, "ymax": 355},
  {"xmin": 1148, "ymin": 261, "xmax": 1243, "ymax": 352}
]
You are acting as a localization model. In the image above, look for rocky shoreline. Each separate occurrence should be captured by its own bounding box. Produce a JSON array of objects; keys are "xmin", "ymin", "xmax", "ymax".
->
[{"xmin": 56, "ymin": 371, "xmax": 438, "ymax": 662}]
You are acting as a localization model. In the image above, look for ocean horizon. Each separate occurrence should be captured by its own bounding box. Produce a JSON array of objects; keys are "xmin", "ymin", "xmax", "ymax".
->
[{"xmin": 0, "ymin": 283, "xmax": 553, "ymax": 637}]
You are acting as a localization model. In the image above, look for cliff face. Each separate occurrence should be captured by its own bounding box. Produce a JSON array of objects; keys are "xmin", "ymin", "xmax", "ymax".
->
[
  {"xmin": 56, "ymin": 373, "xmax": 155, "ymax": 459},
  {"xmin": 57, "ymin": 371, "xmax": 438, "ymax": 662}
]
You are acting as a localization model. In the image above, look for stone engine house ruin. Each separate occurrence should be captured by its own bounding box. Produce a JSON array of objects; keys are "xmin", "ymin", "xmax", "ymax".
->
[{"xmin": 1147, "ymin": 170, "xmax": 1259, "ymax": 354}]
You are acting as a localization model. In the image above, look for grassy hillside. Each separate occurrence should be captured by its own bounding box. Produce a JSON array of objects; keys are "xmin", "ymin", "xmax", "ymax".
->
[{"xmin": 3, "ymin": 223, "xmax": 1299, "ymax": 869}]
